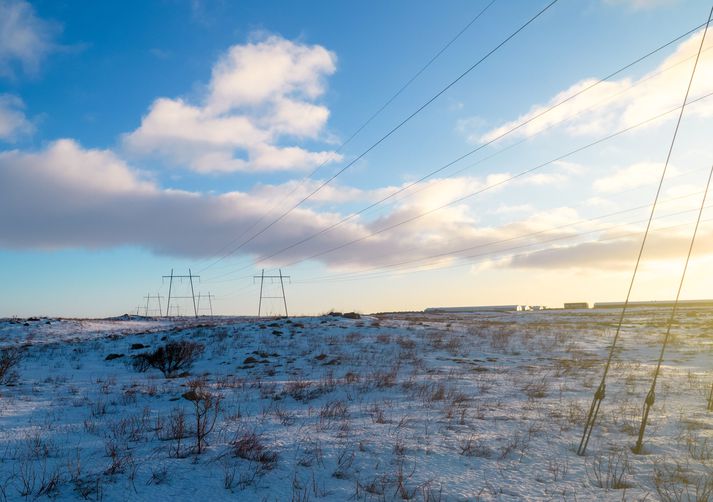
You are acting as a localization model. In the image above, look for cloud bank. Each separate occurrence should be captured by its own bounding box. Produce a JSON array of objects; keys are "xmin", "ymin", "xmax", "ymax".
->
[
  {"xmin": 467, "ymin": 29, "xmax": 713, "ymax": 144},
  {"xmin": 123, "ymin": 35, "xmax": 343, "ymax": 173}
]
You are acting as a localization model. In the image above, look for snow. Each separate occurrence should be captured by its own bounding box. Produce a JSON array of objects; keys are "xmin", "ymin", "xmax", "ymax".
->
[{"xmin": 0, "ymin": 307, "xmax": 712, "ymax": 500}]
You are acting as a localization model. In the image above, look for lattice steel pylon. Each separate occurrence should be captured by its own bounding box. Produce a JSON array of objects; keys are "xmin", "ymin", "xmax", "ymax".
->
[
  {"xmin": 253, "ymin": 269, "xmax": 290, "ymax": 318},
  {"xmin": 162, "ymin": 269, "xmax": 200, "ymax": 318},
  {"xmin": 143, "ymin": 293, "xmax": 164, "ymax": 317},
  {"xmin": 196, "ymin": 292, "xmax": 215, "ymax": 318}
]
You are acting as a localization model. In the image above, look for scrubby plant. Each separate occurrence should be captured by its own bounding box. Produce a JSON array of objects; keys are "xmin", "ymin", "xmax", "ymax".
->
[
  {"xmin": 231, "ymin": 429, "xmax": 278, "ymax": 470},
  {"xmin": 653, "ymin": 459, "xmax": 713, "ymax": 502},
  {"xmin": 132, "ymin": 341, "xmax": 204, "ymax": 377},
  {"xmin": 182, "ymin": 378, "xmax": 222, "ymax": 454},
  {"xmin": 586, "ymin": 449, "xmax": 631, "ymax": 490},
  {"xmin": 0, "ymin": 347, "xmax": 22, "ymax": 385}
]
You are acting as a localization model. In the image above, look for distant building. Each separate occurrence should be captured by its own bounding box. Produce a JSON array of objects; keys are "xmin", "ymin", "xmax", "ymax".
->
[
  {"xmin": 529, "ymin": 305, "xmax": 547, "ymax": 311},
  {"xmin": 563, "ymin": 302, "xmax": 589, "ymax": 309},
  {"xmin": 593, "ymin": 299, "xmax": 713, "ymax": 309},
  {"xmin": 425, "ymin": 305, "xmax": 525, "ymax": 313}
]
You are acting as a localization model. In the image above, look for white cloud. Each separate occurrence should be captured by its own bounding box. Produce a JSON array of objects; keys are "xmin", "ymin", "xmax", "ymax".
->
[
  {"xmin": 0, "ymin": 139, "xmax": 155, "ymax": 195},
  {"xmin": 593, "ymin": 162, "xmax": 677, "ymax": 192},
  {"xmin": 206, "ymin": 37, "xmax": 334, "ymax": 113},
  {"xmin": 0, "ymin": 94, "xmax": 33, "ymax": 140},
  {"xmin": 490, "ymin": 203, "xmax": 534, "ymax": 215},
  {"xmin": 506, "ymin": 229, "xmax": 713, "ymax": 270},
  {"xmin": 4, "ymin": 140, "xmax": 710, "ymax": 275},
  {"xmin": 604, "ymin": 0, "xmax": 679, "ymax": 10},
  {"xmin": 585, "ymin": 196, "xmax": 618, "ymax": 210},
  {"xmin": 124, "ymin": 34, "xmax": 343, "ymax": 174},
  {"xmin": 0, "ymin": 139, "xmax": 589, "ymax": 270},
  {"xmin": 0, "ymin": 0, "xmax": 59, "ymax": 79},
  {"xmin": 474, "ymin": 30, "xmax": 713, "ymax": 144}
]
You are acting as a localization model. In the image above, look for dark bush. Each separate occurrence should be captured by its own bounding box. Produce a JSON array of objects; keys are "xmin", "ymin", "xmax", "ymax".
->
[
  {"xmin": 132, "ymin": 341, "xmax": 204, "ymax": 377},
  {"xmin": 231, "ymin": 430, "xmax": 278, "ymax": 469},
  {"xmin": 131, "ymin": 354, "xmax": 151, "ymax": 373},
  {"xmin": 0, "ymin": 347, "xmax": 22, "ymax": 385}
]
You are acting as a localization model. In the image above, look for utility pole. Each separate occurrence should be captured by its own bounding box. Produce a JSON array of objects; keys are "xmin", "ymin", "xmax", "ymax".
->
[
  {"xmin": 189, "ymin": 268, "xmax": 198, "ymax": 318},
  {"xmin": 196, "ymin": 292, "xmax": 216, "ymax": 318},
  {"xmin": 279, "ymin": 269, "xmax": 288, "ymax": 318},
  {"xmin": 143, "ymin": 294, "xmax": 164, "ymax": 317},
  {"xmin": 162, "ymin": 269, "xmax": 200, "ymax": 318},
  {"xmin": 253, "ymin": 269, "xmax": 290, "ymax": 318},
  {"xmin": 165, "ymin": 269, "xmax": 174, "ymax": 318}
]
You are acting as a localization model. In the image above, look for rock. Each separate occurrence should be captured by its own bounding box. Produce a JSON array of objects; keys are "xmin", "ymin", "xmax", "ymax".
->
[{"xmin": 105, "ymin": 353, "xmax": 124, "ymax": 361}]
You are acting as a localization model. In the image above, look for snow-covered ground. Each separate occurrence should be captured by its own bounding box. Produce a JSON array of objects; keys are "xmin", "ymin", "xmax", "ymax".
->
[{"xmin": 0, "ymin": 307, "xmax": 712, "ymax": 501}]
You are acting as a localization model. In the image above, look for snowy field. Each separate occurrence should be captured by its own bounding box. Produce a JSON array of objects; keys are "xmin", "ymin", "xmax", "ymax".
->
[{"xmin": 0, "ymin": 307, "xmax": 712, "ymax": 501}]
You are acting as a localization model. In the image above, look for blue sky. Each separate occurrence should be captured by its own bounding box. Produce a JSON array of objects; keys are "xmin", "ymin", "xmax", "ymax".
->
[{"xmin": 1, "ymin": 0, "xmax": 713, "ymax": 317}]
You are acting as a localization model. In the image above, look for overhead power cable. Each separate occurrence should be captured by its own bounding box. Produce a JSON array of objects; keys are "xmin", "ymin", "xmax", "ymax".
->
[
  {"xmin": 293, "ymin": 203, "xmax": 713, "ymax": 285},
  {"xmin": 205, "ymin": 21, "xmax": 711, "ymax": 281},
  {"xmin": 197, "ymin": 0, "xmax": 560, "ymax": 271},
  {"xmin": 195, "ymin": 0, "xmax": 498, "ymax": 272},
  {"xmin": 577, "ymin": 5, "xmax": 712, "ymax": 457},
  {"xmin": 631, "ymin": 9, "xmax": 713, "ymax": 453},
  {"xmin": 632, "ymin": 162, "xmax": 713, "ymax": 454},
  {"xmin": 289, "ymin": 189, "xmax": 712, "ymax": 285},
  {"xmin": 271, "ymin": 91, "xmax": 713, "ymax": 273},
  {"xmin": 207, "ymin": 90, "xmax": 713, "ymax": 283}
]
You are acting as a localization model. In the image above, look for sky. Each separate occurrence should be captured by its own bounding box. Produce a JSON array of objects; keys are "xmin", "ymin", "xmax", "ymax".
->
[{"xmin": 1, "ymin": 0, "xmax": 713, "ymax": 317}]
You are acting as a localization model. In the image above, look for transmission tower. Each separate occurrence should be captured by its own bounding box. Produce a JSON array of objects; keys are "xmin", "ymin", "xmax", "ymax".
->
[
  {"xmin": 253, "ymin": 269, "xmax": 290, "ymax": 318},
  {"xmin": 196, "ymin": 292, "xmax": 216, "ymax": 318},
  {"xmin": 143, "ymin": 293, "xmax": 164, "ymax": 317},
  {"xmin": 162, "ymin": 269, "xmax": 200, "ymax": 318}
]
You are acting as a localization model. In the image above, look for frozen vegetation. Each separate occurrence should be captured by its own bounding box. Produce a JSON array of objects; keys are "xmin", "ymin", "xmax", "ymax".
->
[{"xmin": 0, "ymin": 307, "xmax": 712, "ymax": 500}]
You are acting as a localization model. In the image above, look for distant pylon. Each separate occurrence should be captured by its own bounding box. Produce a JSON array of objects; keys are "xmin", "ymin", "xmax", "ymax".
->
[
  {"xmin": 196, "ymin": 292, "xmax": 215, "ymax": 318},
  {"xmin": 253, "ymin": 269, "xmax": 290, "ymax": 318},
  {"xmin": 162, "ymin": 269, "xmax": 200, "ymax": 318},
  {"xmin": 143, "ymin": 293, "xmax": 164, "ymax": 317}
]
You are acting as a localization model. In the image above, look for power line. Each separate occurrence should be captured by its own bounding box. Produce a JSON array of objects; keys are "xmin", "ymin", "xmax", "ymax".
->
[
  {"xmin": 578, "ymin": 5, "xmax": 712, "ymax": 457},
  {"xmin": 292, "ymin": 203, "xmax": 713, "ymax": 286},
  {"xmin": 633, "ymin": 163, "xmax": 713, "ymax": 454},
  {"xmin": 208, "ymin": 90, "xmax": 713, "ymax": 283},
  {"xmin": 202, "ymin": 183, "xmax": 710, "ymax": 288},
  {"xmin": 197, "ymin": 0, "xmax": 560, "ymax": 272},
  {"xmin": 273, "ymin": 91, "xmax": 713, "ymax": 273},
  {"xmin": 290, "ymin": 190, "xmax": 713, "ymax": 285},
  {"xmin": 379, "ymin": 41, "xmax": 713, "ymax": 211},
  {"xmin": 204, "ymin": 22, "xmax": 711, "ymax": 281},
  {"xmin": 194, "ymin": 1, "xmax": 498, "ymax": 273}
]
